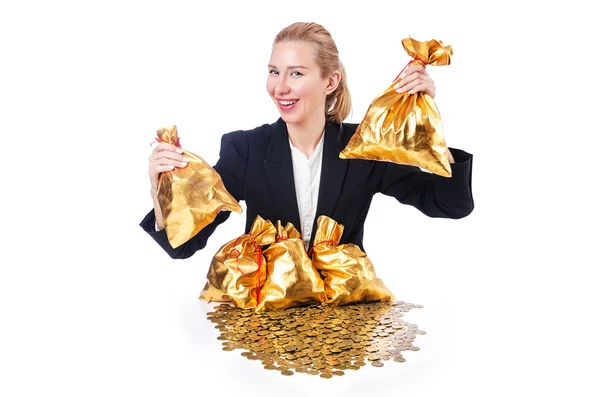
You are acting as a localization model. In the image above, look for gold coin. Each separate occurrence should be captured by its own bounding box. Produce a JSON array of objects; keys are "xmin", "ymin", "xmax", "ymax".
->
[
  {"xmin": 264, "ymin": 364, "xmax": 277, "ymax": 370},
  {"xmin": 284, "ymin": 344, "xmax": 297, "ymax": 352},
  {"xmin": 222, "ymin": 346, "xmax": 235, "ymax": 351},
  {"xmin": 347, "ymin": 365, "xmax": 360, "ymax": 370},
  {"xmin": 393, "ymin": 357, "xmax": 406, "ymax": 363},
  {"xmin": 332, "ymin": 370, "xmax": 345, "ymax": 376},
  {"xmin": 281, "ymin": 370, "xmax": 294, "ymax": 376},
  {"xmin": 319, "ymin": 372, "xmax": 333, "ymax": 379},
  {"xmin": 295, "ymin": 367, "xmax": 308, "ymax": 373},
  {"xmin": 307, "ymin": 369, "xmax": 319, "ymax": 375},
  {"xmin": 371, "ymin": 361, "xmax": 384, "ymax": 368}
]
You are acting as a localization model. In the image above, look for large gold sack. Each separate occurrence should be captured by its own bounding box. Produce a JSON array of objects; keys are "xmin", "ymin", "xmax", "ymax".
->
[
  {"xmin": 339, "ymin": 38, "xmax": 454, "ymax": 177},
  {"xmin": 256, "ymin": 221, "xmax": 326, "ymax": 312},
  {"xmin": 156, "ymin": 125, "xmax": 242, "ymax": 248},
  {"xmin": 198, "ymin": 216, "xmax": 276, "ymax": 309},
  {"xmin": 310, "ymin": 216, "xmax": 394, "ymax": 306}
]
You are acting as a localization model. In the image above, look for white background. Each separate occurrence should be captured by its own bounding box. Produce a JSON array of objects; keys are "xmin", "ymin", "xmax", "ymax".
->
[{"xmin": 1, "ymin": 1, "xmax": 599, "ymax": 396}]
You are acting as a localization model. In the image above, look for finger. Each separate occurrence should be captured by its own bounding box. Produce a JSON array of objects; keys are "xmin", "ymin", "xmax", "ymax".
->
[
  {"xmin": 396, "ymin": 80, "xmax": 432, "ymax": 95},
  {"xmin": 395, "ymin": 79, "xmax": 418, "ymax": 93},
  {"xmin": 394, "ymin": 72, "xmax": 416, "ymax": 89},
  {"xmin": 407, "ymin": 83, "xmax": 431, "ymax": 95},
  {"xmin": 154, "ymin": 165, "xmax": 176, "ymax": 173},
  {"xmin": 152, "ymin": 142, "xmax": 183, "ymax": 155},
  {"xmin": 407, "ymin": 64, "xmax": 426, "ymax": 74},
  {"xmin": 399, "ymin": 64, "xmax": 426, "ymax": 79},
  {"xmin": 155, "ymin": 156, "xmax": 190, "ymax": 168},
  {"xmin": 150, "ymin": 150, "xmax": 187, "ymax": 163}
]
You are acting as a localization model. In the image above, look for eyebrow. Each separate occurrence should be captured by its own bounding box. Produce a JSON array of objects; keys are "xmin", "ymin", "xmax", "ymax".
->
[{"xmin": 268, "ymin": 65, "xmax": 310, "ymax": 70}]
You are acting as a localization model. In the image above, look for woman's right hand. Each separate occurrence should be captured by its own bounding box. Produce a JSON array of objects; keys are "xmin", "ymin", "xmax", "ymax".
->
[{"xmin": 148, "ymin": 142, "xmax": 189, "ymax": 195}]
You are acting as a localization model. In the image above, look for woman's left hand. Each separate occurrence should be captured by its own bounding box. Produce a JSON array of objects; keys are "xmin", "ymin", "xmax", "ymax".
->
[{"xmin": 393, "ymin": 64, "xmax": 436, "ymax": 99}]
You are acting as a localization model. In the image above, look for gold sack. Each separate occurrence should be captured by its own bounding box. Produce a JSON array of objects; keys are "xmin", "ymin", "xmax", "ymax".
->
[
  {"xmin": 256, "ymin": 221, "xmax": 326, "ymax": 312},
  {"xmin": 156, "ymin": 125, "xmax": 243, "ymax": 248},
  {"xmin": 198, "ymin": 216, "xmax": 277, "ymax": 309},
  {"xmin": 339, "ymin": 38, "xmax": 454, "ymax": 177},
  {"xmin": 309, "ymin": 216, "xmax": 394, "ymax": 306}
]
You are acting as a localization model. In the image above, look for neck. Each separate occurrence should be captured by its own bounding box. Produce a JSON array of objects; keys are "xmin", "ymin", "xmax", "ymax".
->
[{"xmin": 286, "ymin": 112, "xmax": 326, "ymax": 158}]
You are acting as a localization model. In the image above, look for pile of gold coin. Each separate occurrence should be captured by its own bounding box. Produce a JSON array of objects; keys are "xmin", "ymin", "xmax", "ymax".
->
[{"xmin": 206, "ymin": 301, "xmax": 425, "ymax": 378}]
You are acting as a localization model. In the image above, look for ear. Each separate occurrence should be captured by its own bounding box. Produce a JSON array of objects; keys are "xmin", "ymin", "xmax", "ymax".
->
[{"xmin": 325, "ymin": 70, "xmax": 342, "ymax": 95}]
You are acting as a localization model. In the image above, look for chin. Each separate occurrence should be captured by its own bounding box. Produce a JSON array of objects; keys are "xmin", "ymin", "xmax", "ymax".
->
[{"xmin": 279, "ymin": 112, "xmax": 302, "ymax": 125}]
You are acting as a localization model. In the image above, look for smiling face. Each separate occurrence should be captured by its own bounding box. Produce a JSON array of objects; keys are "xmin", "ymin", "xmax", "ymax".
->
[{"xmin": 267, "ymin": 41, "xmax": 336, "ymax": 127}]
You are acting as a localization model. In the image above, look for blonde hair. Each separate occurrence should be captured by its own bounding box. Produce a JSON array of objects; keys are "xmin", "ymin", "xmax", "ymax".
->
[{"xmin": 274, "ymin": 22, "xmax": 351, "ymax": 124}]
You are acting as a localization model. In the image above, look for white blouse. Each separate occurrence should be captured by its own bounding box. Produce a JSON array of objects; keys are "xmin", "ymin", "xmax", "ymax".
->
[{"xmin": 288, "ymin": 134, "xmax": 324, "ymax": 251}]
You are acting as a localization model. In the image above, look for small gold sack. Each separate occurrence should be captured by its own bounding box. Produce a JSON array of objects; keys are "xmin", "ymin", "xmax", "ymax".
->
[
  {"xmin": 339, "ymin": 38, "xmax": 453, "ymax": 177},
  {"xmin": 198, "ymin": 216, "xmax": 277, "ymax": 309},
  {"xmin": 156, "ymin": 125, "xmax": 242, "ymax": 248},
  {"xmin": 310, "ymin": 216, "xmax": 394, "ymax": 306},
  {"xmin": 256, "ymin": 221, "xmax": 326, "ymax": 312}
]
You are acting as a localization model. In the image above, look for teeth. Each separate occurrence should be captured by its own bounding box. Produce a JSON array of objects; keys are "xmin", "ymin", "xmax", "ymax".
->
[{"xmin": 279, "ymin": 100, "xmax": 298, "ymax": 106}]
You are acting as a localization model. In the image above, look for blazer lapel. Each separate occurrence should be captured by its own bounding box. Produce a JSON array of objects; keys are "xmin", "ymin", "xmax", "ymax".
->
[
  {"xmin": 263, "ymin": 118, "xmax": 301, "ymax": 231},
  {"xmin": 311, "ymin": 123, "xmax": 349, "ymax": 245}
]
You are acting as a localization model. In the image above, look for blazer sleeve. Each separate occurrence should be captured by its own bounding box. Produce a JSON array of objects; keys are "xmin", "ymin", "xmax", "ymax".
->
[
  {"xmin": 377, "ymin": 147, "xmax": 474, "ymax": 219},
  {"xmin": 138, "ymin": 131, "xmax": 249, "ymax": 259}
]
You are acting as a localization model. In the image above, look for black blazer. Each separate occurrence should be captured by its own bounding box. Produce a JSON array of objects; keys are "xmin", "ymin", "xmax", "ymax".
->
[{"xmin": 140, "ymin": 118, "xmax": 474, "ymax": 259}]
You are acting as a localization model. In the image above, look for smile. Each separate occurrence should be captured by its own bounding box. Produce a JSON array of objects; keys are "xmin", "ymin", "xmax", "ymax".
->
[
  {"xmin": 277, "ymin": 99, "xmax": 299, "ymax": 111},
  {"xmin": 278, "ymin": 99, "xmax": 298, "ymax": 106}
]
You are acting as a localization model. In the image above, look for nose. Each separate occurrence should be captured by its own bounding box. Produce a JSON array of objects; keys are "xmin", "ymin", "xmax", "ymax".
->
[{"xmin": 274, "ymin": 75, "xmax": 291, "ymax": 96}]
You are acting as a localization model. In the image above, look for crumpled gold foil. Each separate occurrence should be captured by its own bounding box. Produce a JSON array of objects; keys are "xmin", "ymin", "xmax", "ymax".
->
[
  {"xmin": 339, "ymin": 38, "xmax": 454, "ymax": 177},
  {"xmin": 310, "ymin": 216, "xmax": 394, "ymax": 306},
  {"xmin": 199, "ymin": 216, "xmax": 277, "ymax": 309},
  {"xmin": 156, "ymin": 125, "xmax": 243, "ymax": 248},
  {"xmin": 256, "ymin": 221, "xmax": 326, "ymax": 312}
]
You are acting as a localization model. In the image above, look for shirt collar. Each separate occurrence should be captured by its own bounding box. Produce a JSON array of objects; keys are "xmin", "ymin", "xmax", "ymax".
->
[{"xmin": 288, "ymin": 131, "xmax": 325, "ymax": 163}]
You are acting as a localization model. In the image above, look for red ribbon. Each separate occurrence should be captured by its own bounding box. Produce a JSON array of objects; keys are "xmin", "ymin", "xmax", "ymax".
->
[
  {"xmin": 152, "ymin": 136, "xmax": 182, "ymax": 148},
  {"xmin": 393, "ymin": 56, "xmax": 428, "ymax": 82},
  {"xmin": 307, "ymin": 239, "xmax": 337, "ymax": 256},
  {"xmin": 227, "ymin": 234, "xmax": 264, "ymax": 304},
  {"xmin": 276, "ymin": 236, "xmax": 289, "ymax": 242}
]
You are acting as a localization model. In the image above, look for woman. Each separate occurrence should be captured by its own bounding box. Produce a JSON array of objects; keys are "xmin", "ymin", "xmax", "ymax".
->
[{"xmin": 140, "ymin": 22, "xmax": 474, "ymax": 259}]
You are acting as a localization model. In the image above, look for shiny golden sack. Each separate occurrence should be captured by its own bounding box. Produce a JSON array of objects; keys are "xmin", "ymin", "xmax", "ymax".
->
[
  {"xmin": 256, "ymin": 221, "xmax": 326, "ymax": 312},
  {"xmin": 309, "ymin": 216, "xmax": 394, "ymax": 306},
  {"xmin": 198, "ymin": 216, "xmax": 277, "ymax": 309},
  {"xmin": 339, "ymin": 38, "xmax": 454, "ymax": 177},
  {"xmin": 156, "ymin": 125, "xmax": 243, "ymax": 248}
]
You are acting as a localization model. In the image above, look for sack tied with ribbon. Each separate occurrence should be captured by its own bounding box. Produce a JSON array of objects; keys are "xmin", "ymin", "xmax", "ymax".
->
[
  {"xmin": 309, "ymin": 215, "xmax": 394, "ymax": 306},
  {"xmin": 255, "ymin": 221, "xmax": 326, "ymax": 312},
  {"xmin": 155, "ymin": 125, "xmax": 242, "ymax": 248},
  {"xmin": 339, "ymin": 37, "xmax": 454, "ymax": 177},
  {"xmin": 198, "ymin": 215, "xmax": 276, "ymax": 309}
]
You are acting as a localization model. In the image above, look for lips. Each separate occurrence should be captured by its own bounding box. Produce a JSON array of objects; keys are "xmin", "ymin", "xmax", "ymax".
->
[{"xmin": 277, "ymin": 98, "xmax": 299, "ymax": 111}]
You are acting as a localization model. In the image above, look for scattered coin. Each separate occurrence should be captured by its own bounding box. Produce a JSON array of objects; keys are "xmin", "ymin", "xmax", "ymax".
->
[{"xmin": 206, "ymin": 300, "xmax": 425, "ymax": 377}]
